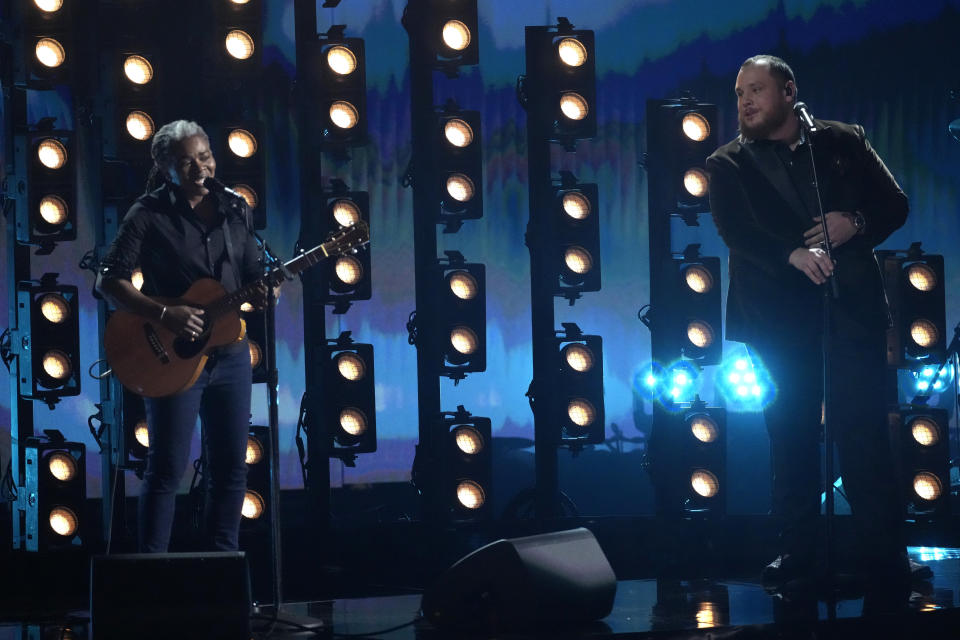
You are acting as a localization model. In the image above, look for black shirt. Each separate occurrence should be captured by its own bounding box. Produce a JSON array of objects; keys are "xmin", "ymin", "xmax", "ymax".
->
[{"xmin": 99, "ymin": 183, "xmax": 263, "ymax": 297}]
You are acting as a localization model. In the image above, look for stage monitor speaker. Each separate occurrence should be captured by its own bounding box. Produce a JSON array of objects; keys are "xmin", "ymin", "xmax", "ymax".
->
[
  {"xmin": 422, "ymin": 527, "xmax": 617, "ymax": 631},
  {"xmin": 90, "ymin": 551, "xmax": 251, "ymax": 639}
]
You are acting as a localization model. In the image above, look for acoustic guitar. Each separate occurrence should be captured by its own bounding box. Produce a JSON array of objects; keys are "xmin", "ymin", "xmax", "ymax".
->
[{"xmin": 104, "ymin": 222, "xmax": 369, "ymax": 397}]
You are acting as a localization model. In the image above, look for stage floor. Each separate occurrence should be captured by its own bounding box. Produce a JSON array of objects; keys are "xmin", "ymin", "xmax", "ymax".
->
[{"xmin": 2, "ymin": 547, "xmax": 958, "ymax": 639}]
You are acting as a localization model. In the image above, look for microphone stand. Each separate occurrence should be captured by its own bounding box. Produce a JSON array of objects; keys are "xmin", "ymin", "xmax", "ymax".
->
[{"xmin": 799, "ymin": 111, "xmax": 840, "ymax": 612}]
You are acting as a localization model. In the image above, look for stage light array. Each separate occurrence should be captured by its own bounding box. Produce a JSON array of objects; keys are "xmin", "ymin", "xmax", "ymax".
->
[
  {"xmin": 241, "ymin": 305, "xmax": 269, "ymax": 384},
  {"xmin": 309, "ymin": 30, "xmax": 367, "ymax": 148},
  {"xmin": 665, "ymin": 251, "xmax": 722, "ymax": 364},
  {"xmin": 217, "ymin": 124, "xmax": 266, "ymax": 229},
  {"xmin": 22, "ymin": 133, "xmax": 76, "ymax": 247},
  {"xmin": 25, "ymin": 0, "xmax": 73, "ymax": 85},
  {"xmin": 435, "ymin": 107, "xmax": 483, "ymax": 229},
  {"xmin": 325, "ymin": 340, "xmax": 377, "ymax": 455},
  {"xmin": 554, "ymin": 179, "xmax": 600, "ymax": 298},
  {"xmin": 647, "ymin": 101, "xmax": 717, "ymax": 220},
  {"xmin": 437, "ymin": 261, "xmax": 486, "ymax": 378},
  {"xmin": 892, "ymin": 407, "xmax": 950, "ymax": 518},
  {"xmin": 526, "ymin": 22, "xmax": 596, "ymax": 143},
  {"xmin": 406, "ymin": 0, "xmax": 479, "ymax": 69},
  {"xmin": 24, "ymin": 436, "xmax": 86, "ymax": 551},
  {"xmin": 320, "ymin": 187, "xmax": 371, "ymax": 310},
  {"xmin": 216, "ymin": 0, "xmax": 261, "ymax": 66},
  {"xmin": 241, "ymin": 426, "xmax": 271, "ymax": 527},
  {"xmin": 556, "ymin": 329, "xmax": 604, "ymax": 444},
  {"xmin": 441, "ymin": 409, "xmax": 491, "ymax": 518},
  {"xmin": 682, "ymin": 405, "xmax": 726, "ymax": 515},
  {"xmin": 16, "ymin": 276, "xmax": 81, "ymax": 404},
  {"xmin": 880, "ymin": 249, "xmax": 946, "ymax": 367},
  {"xmin": 116, "ymin": 52, "xmax": 160, "ymax": 156}
]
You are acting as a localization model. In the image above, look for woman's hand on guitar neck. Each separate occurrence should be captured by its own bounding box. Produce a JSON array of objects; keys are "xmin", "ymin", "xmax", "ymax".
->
[{"xmin": 161, "ymin": 305, "xmax": 206, "ymax": 341}]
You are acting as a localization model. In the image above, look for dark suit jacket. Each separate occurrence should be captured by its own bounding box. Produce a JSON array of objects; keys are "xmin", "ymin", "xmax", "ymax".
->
[{"xmin": 706, "ymin": 120, "xmax": 908, "ymax": 344}]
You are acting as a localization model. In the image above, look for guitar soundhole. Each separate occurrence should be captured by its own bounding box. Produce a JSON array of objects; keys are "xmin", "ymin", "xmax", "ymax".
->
[{"xmin": 173, "ymin": 332, "xmax": 209, "ymax": 359}]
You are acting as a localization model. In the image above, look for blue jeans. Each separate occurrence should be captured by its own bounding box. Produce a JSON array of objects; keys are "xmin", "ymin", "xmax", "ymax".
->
[{"xmin": 139, "ymin": 339, "xmax": 252, "ymax": 552}]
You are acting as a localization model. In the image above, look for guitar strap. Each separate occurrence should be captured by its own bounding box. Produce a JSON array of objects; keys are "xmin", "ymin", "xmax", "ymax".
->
[{"xmin": 221, "ymin": 213, "xmax": 243, "ymax": 290}]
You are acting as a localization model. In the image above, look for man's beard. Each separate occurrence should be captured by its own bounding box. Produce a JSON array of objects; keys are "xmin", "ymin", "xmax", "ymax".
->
[{"xmin": 738, "ymin": 103, "xmax": 791, "ymax": 140}]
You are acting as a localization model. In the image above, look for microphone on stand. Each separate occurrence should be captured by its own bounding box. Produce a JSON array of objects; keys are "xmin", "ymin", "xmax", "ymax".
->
[
  {"xmin": 793, "ymin": 101, "xmax": 818, "ymax": 133},
  {"xmin": 202, "ymin": 177, "xmax": 244, "ymax": 201}
]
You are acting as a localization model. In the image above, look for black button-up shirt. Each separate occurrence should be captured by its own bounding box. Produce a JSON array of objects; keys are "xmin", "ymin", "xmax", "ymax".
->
[{"xmin": 99, "ymin": 183, "xmax": 262, "ymax": 298}]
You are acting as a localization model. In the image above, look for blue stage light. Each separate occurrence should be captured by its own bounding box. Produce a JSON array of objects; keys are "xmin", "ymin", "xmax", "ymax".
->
[{"xmin": 715, "ymin": 346, "xmax": 775, "ymax": 412}]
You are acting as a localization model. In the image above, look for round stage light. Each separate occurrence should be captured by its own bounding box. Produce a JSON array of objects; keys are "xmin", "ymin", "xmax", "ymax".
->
[
  {"xmin": 330, "ymin": 101, "xmax": 359, "ymax": 130},
  {"xmin": 128, "ymin": 268, "xmax": 144, "ymax": 292},
  {"xmin": 34, "ymin": 0, "xmax": 64, "ymax": 12},
  {"xmin": 38, "ymin": 195, "xmax": 69, "ymax": 228},
  {"xmin": 910, "ymin": 320, "xmax": 938, "ymax": 348},
  {"xmin": 690, "ymin": 415, "xmax": 719, "ymax": 443},
  {"xmin": 687, "ymin": 321, "xmax": 714, "ymax": 349},
  {"xmin": 134, "ymin": 420, "xmax": 150, "ymax": 448},
  {"xmin": 248, "ymin": 340, "xmax": 262, "ymax": 369},
  {"xmin": 684, "ymin": 168, "xmax": 709, "ymax": 198},
  {"xmin": 326, "ymin": 45, "xmax": 357, "ymax": 76},
  {"xmin": 564, "ymin": 246, "xmax": 593, "ymax": 275},
  {"xmin": 334, "ymin": 255, "xmax": 364, "ymax": 287},
  {"xmin": 246, "ymin": 436, "xmax": 264, "ymax": 465},
  {"xmin": 339, "ymin": 408, "xmax": 368, "ymax": 436},
  {"xmin": 450, "ymin": 326, "xmax": 479, "ymax": 355},
  {"xmin": 126, "ymin": 111, "xmax": 155, "ymax": 141},
  {"xmin": 683, "ymin": 265, "xmax": 714, "ymax": 293},
  {"xmin": 447, "ymin": 270, "xmax": 478, "ymax": 300},
  {"xmin": 682, "ymin": 112, "xmax": 711, "ymax": 142},
  {"xmin": 456, "ymin": 479, "xmax": 485, "ymax": 510},
  {"xmin": 241, "ymin": 491, "xmax": 264, "ymax": 519},
  {"xmin": 691, "ymin": 469, "xmax": 719, "ymax": 498},
  {"xmin": 336, "ymin": 352, "xmax": 366, "ymax": 381},
  {"xmin": 906, "ymin": 263, "xmax": 937, "ymax": 292},
  {"xmin": 445, "ymin": 173, "xmax": 475, "ymax": 203},
  {"xmin": 696, "ymin": 602, "xmax": 719, "ymax": 628},
  {"xmin": 47, "ymin": 452, "xmax": 77, "ymax": 482},
  {"xmin": 562, "ymin": 343, "xmax": 594, "ymax": 373},
  {"xmin": 225, "ymin": 30, "xmax": 255, "ymax": 60},
  {"xmin": 227, "ymin": 129, "xmax": 257, "ymax": 158},
  {"xmin": 911, "ymin": 417, "xmax": 940, "ymax": 446},
  {"xmin": 49, "ymin": 507, "xmax": 78, "ymax": 536},
  {"xmin": 41, "ymin": 350, "xmax": 71, "ymax": 384},
  {"xmin": 123, "ymin": 55, "xmax": 153, "ymax": 85},
  {"xmin": 332, "ymin": 199, "xmax": 361, "ymax": 227},
  {"xmin": 232, "ymin": 184, "xmax": 258, "ymax": 209},
  {"xmin": 444, "ymin": 118, "xmax": 474, "ymax": 148},
  {"xmin": 562, "ymin": 191, "xmax": 591, "ymax": 220},
  {"xmin": 913, "ymin": 472, "xmax": 942, "ymax": 501},
  {"xmin": 567, "ymin": 398, "xmax": 596, "ymax": 428},
  {"xmin": 559, "ymin": 92, "xmax": 589, "ymax": 121},
  {"xmin": 37, "ymin": 139, "xmax": 67, "ymax": 170},
  {"xmin": 442, "ymin": 20, "xmax": 471, "ymax": 51},
  {"xmin": 35, "ymin": 38, "xmax": 65, "ymax": 68},
  {"xmin": 39, "ymin": 293, "xmax": 70, "ymax": 324},
  {"xmin": 557, "ymin": 37, "xmax": 588, "ymax": 67},
  {"xmin": 453, "ymin": 425, "xmax": 484, "ymax": 455}
]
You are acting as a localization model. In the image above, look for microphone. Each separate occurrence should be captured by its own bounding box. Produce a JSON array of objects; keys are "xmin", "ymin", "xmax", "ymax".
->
[
  {"xmin": 793, "ymin": 101, "xmax": 818, "ymax": 133},
  {"xmin": 202, "ymin": 177, "xmax": 244, "ymax": 201}
]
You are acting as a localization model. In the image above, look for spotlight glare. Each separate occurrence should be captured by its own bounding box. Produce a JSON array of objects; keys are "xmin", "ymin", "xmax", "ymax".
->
[
  {"xmin": 42, "ymin": 350, "xmax": 71, "ymax": 383},
  {"xmin": 334, "ymin": 255, "xmax": 364, "ymax": 286},
  {"xmin": 910, "ymin": 320, "xmax": 938, "ymax": 348},
  {"xmin": 245, "ymin": 436, "xmax": 264, "ymax": 465},
  {"xmin": 559, "ymin": 92, "xmax": 589, "ymax": 121},
  {"xmin": 690, "ymin": 416, "xmax": 718, "ymax": 443},
  {"xmin": 134, "ymin": 420, "xmax": 150, "ymax": 448},
  {"xmin": 687, "ymin": 321, "xmax": 714, "ymax": 348},
  {"xmin": 907, "ymin": 263, "xmax": 937, "ymax": 292},
  {"xmin": 49, "ymin": 506, "xmax": 78, "ymax": 536},
  {"xmin": 37, "ymin": 139, "xmax": 67, "ymax": 170},
  {"xmin": 232, "ymin": 184, "xmax": 258, "ymax": 209},
  {"xmin": 682, "ymin": 112, "xmax": 711, "ymax": 141},
  {"xmin": 241, "ymin": 490, "xmax": 265, "ymax": 519},
  {"xmin": 683, "ymin": 168, "xmax": 709, "ymax": 198},
  {"xmin": 123, "ymin": 55, "xmax": 154, "ymax": 85},
  {"xmin": 557, "ymin": 37, "xmax": 588, "ymax": 67},
  {"xmin": 125, "ymin": 111, "xmax": 155, "ymax": 141},
  {"xmin": 444, "ymin": 118, "xmax": 474, "ymax": 148},
  {"xmin": 326, "ymin": 45, "xmax": 358, "ymax": 75},
  {"xmin": 332, "ymin": 199, "xmax": 361, "ymax": 227},
  {"xmin": 336, "ymin": 352, "xmax": 366, "ymax": 381},
  {"xmin": 562, "ymin": 344, "xmax": 594, "ymax": 373},
  {"xmin": 39, "ymin": 293, "xmax": 70, "ymax": 324},
  {"xmin": 456, "ymin": 479, "xmax": 485, "ymax": 509},
  {"xmin": 47, "ymin": 452, "xmax": 77, "ymax": 482},
  {"xmin": 339, "ymin": 408, "xmax": 368, "ymax": 436},
  {"xmin": 442, "ymin": 20, "xmax": 471, "ymax": 52},
  {"xmin": 450, "ymin": 326, "xmax": 479, "ymax": 355},
  {"xmin": 911, "ymin": 418, "xmax": 940, "ymax": 446},
  {"xmin": 683, "ymin": 265, "xmax": 714, "ymax": 293},
  {"xmin": 447, "ymin": 271, "xmax": 478, "ymax": 300},
  {"xmin": 34, "ymin": 0, "xmax": 64, "ymax": 11},
  {"xmin": 227, "ymin": 129, "xmax": 257, "ymax": 158},
  {"xmin": 567, "ymin": 398, "xmax": 596, "ymax": 427},
  {"xmin": 453, "ymin": 426, "xmax": 484, "ymax": 455},
  {"xmin": 38, "ymin": 195, "xmax": 69, "ymax": 226},
  {"xmin": 564, "ymin": 246, "xmax": 593, "ymax": 275},
  {"xmin": 35, "ymin": 38, "xmax": 66, "ymax": 68},
  {"xmin": 445, "ymin": 173, "xmax": 475, "ymax": 202},
  {"xmin": 691, "ymin": 469, "xmax": 719, "ymax": 498},
  {"xmin": 562, "ymin": 191, "xmax": 591, "ymax": 220},
  {"xmin": 225, "ymin": 29, "xmax": 255, "ymax": 60},
  {"xmin": 913, "ymin": 472, "xmax": 942, "ymax": 501},
  {"xmin": 735, "ymin": 359, "xmax": 747, "ymax": 370},
  {"xmin": 330, "ymin": 101, "xmax": 360, "ymax": 130}
]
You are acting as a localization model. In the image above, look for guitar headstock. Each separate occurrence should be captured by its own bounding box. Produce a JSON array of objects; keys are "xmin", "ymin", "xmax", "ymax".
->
[{"xmin": 323, "ymin": 220, "xmax": 370, "ymax": 257}]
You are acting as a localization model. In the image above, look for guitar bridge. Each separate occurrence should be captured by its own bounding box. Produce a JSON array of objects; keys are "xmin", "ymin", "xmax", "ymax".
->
[{"xmin": 143, "ymin": 323, "xmax": 170, "ymax": 364}]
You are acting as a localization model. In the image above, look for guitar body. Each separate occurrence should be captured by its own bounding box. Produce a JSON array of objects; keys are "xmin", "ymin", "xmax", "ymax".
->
[{"xmin": 104, "ymin": 278, "xmax": 245, "ymax": 398}]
